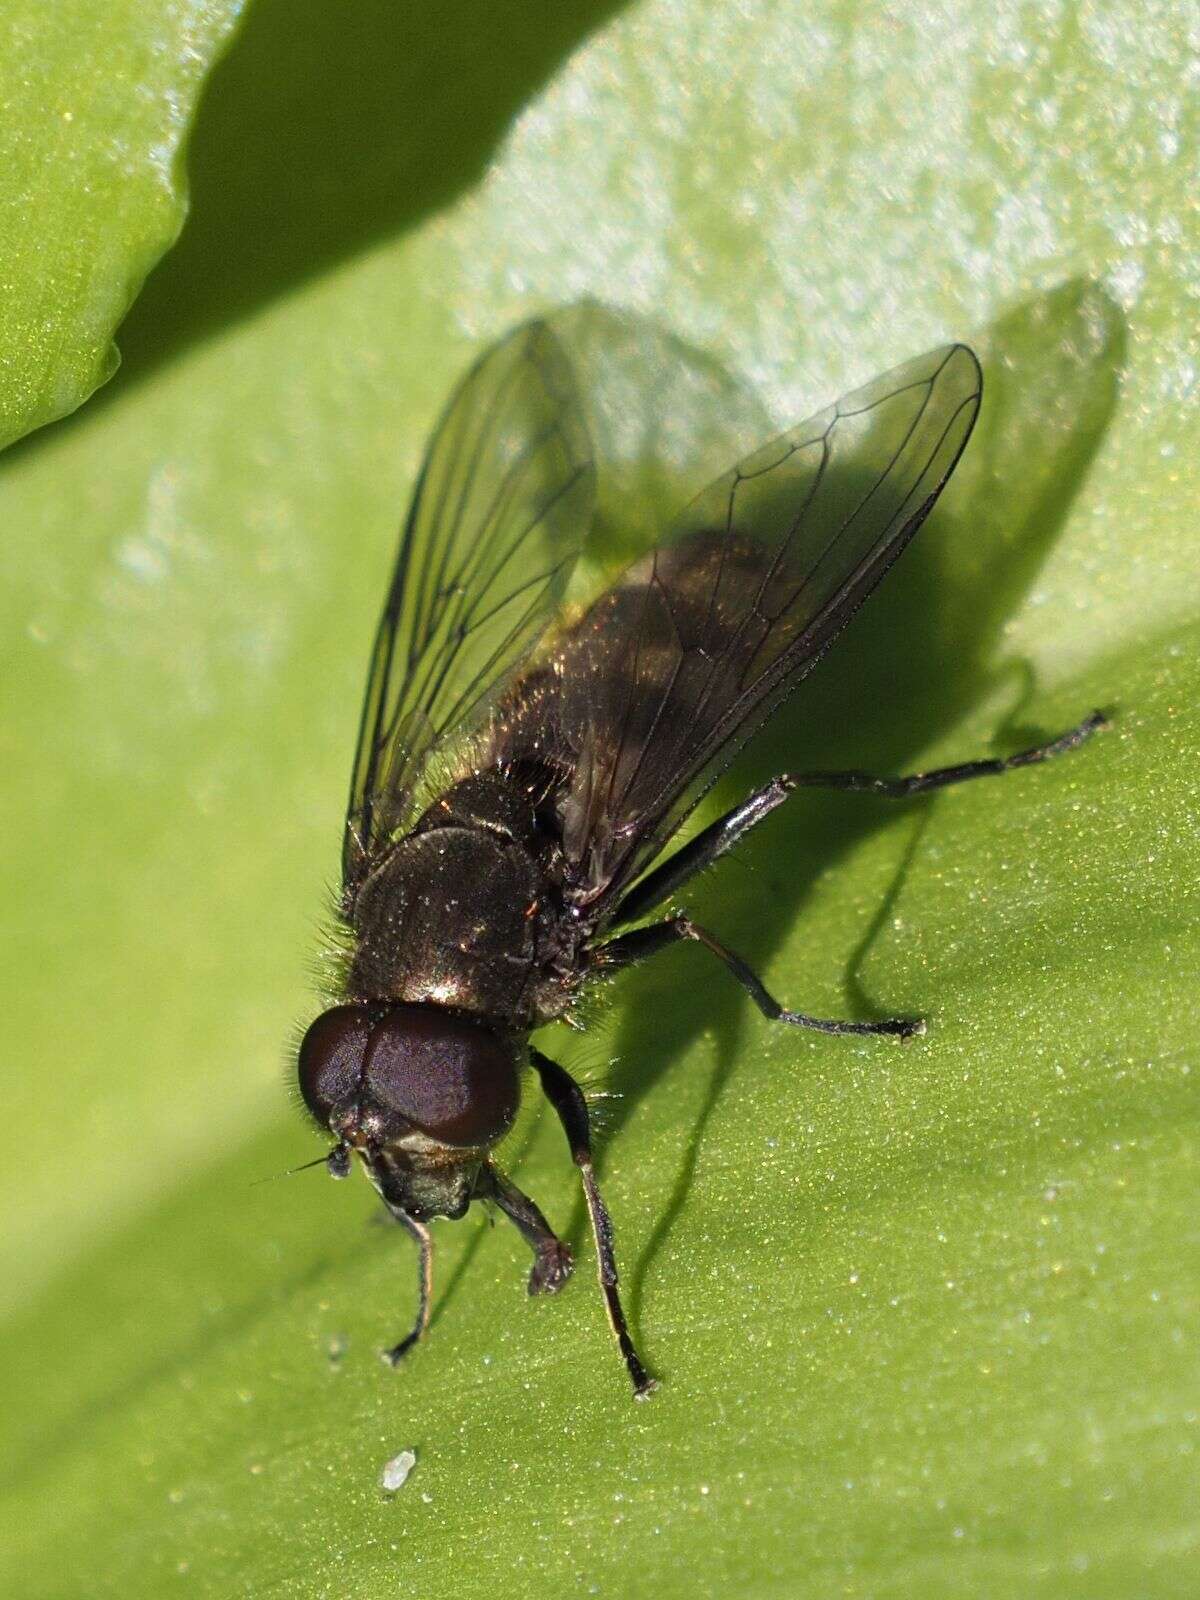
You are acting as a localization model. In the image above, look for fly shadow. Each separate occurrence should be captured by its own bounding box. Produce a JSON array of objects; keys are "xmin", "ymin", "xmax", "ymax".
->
[{"xmin": 456, "ymin": 284, "xmax": 1125, "ymax": 1348}]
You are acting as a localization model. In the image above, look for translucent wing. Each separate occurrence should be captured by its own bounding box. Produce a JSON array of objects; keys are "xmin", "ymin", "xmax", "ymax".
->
[
  {"xmin": 343, "ymin": 320, "xmax": 595, "ymax": 904},
  {"xmin": 491, "ymin": 343, "xmax": 981, "ymax": 915}
]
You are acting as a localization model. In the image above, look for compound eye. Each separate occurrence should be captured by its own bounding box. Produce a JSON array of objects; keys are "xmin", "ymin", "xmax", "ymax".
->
[
  {"xmin": 297, "ymin": 1006, "xmax": 371, "ymax": 1126},
  {"xmin": 366, "ymin": 1007, "xmax": 520, "ymax": 1148}
]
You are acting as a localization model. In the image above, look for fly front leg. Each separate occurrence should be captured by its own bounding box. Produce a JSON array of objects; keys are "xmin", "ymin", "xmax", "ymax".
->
[
  {"xmin": 530, "ymin": 1049, "xmax": 657, "ymax": 1399},
  {"xmin": 475, "ymin": 1163, "xmax": 574, "ymax": 1295},
  {"xmin": 380, "ymin": 1208, "xmax": 434, "ymax": 1367},
  {"xmin": 596, "ymin": 918, "xmax": 923, "ymax": 1039},
  {"xmin": 609, "ymin": 710, "xmax": 1107, "ymax": 928}
]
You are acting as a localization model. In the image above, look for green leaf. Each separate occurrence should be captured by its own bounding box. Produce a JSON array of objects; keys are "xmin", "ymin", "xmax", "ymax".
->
[
  {"xmin": 4, "ymin": 3, "xmax": 1198, "ymax": 1597},
  {"xmin": 0, "ymin": 0, "xmax": 246, "ymax": 449}
]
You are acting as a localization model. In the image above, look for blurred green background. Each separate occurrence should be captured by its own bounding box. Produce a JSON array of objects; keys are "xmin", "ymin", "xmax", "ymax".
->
[{"xmin": 2, "ymin": 2, "xmax": 1197, "ymax": 1596}]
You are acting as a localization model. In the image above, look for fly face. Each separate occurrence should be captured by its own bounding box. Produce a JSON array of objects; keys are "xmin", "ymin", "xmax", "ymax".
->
[{"xmin": 293, "ymin": 316, "xmax": 1105, "ymax": 1400}]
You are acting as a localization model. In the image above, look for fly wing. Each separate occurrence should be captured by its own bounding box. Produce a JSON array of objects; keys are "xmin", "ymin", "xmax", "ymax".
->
[
  {"xmin": 494, "ymin": 343, "xmax": 981, "ymax": 915},
  {"xmin": 342, "ymin": 320, "xmax": 595, "ymax": 907}
]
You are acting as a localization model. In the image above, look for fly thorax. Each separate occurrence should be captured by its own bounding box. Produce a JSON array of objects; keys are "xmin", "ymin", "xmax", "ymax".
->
[{"xmin": 348, "ymin": 827, "xmax": 544, "ymax": 1021}]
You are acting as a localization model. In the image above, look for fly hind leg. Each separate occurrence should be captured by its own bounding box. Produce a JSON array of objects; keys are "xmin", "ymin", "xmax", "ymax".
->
[{"xmin": 608, "ymin": 709, "xmax": 1107, "ymax": 930}]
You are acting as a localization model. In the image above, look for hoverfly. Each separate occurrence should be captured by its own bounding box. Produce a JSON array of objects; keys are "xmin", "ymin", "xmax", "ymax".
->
[{"xmin": 295, "ymin": 320, "xmax": 1103, "ymax": 1398}]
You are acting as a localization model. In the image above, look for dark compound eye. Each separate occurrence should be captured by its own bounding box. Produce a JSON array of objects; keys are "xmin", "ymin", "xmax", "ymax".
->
[
  {"xmin": 365, "ymin": 1006, "xmax": 520, "ymax": 1148},
  {"xmin": 297, "ymin": 1005, "xmax": 372, "ymax": 1126}
]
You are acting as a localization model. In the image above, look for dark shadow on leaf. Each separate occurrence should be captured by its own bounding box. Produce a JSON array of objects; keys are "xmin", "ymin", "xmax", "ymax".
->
[
  {"xmin": 542, "ymin": 282, "xmax": 1126, "ymax": 1331},
  {"xmin": 6, "ymin": 0, "xmax": 632, "ymax": 463},
  {"xmin": 843, "ymin": 802, "xmax": 937, "ymax": 1024},
  {"xmin": 124, "ymin": 0, "xmax": 632, "ymax": 377},
  {"xmin": 0, "ymin": 1125, "xmax": 347, "ymax": 1495}
]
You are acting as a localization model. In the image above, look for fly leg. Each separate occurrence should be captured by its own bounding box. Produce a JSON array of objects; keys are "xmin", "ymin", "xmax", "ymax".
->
[
  {"xmin": 530, "ymin": 1049, "xmax": 657, "ymax": 1400},
  {"xmin": 380, "ymin": 1208, "xmax": 434, "ymax": 1366},
  {"xmin": 784, "ymin": 708, "xmax": 1107, "ymax": 801},
  {"xmin": 609, "ymin": 709, "xmax": 1107, "ymax": 929},
  {"xmin": 474, "ymin": 1163, "xmax": 574, "ymax": 1295},
  {"xmin": 609, "ymin": 776, "xmax": 798, "ymax": 929},
  {"xmin": 596, "ymin": 918, "xmax": 923, "ymax": 1038}
]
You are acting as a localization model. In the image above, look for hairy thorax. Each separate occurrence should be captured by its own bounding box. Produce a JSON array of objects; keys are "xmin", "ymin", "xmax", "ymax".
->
[{"xmin": 346, "ymin": 769, "xmax": 584, "ymax": 1028}]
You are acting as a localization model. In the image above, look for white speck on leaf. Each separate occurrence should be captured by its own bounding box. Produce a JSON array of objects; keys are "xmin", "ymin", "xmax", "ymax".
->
[{"xmin": 381, "ymin": 1449, "xmax": 417, "ymax": 1493}]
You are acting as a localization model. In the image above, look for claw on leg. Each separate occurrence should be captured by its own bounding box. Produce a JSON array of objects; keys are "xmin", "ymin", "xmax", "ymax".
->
[{"xmin": 529, "ymin": 1238, "xmax": 574, "ymax": 1296}]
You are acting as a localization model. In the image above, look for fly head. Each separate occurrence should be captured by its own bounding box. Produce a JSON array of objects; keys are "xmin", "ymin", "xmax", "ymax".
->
[{"xmin": 297, "ymin": 1002, "xmax": 522, "ymax": 1220}]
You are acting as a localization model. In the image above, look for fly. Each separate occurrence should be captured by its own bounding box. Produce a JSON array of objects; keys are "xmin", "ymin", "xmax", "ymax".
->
[{"xmin": 294, "ymin": 320, "xmax": 1104, "ymax": 1399}]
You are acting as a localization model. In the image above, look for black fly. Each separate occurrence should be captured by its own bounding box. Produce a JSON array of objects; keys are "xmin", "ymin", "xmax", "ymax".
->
[{"xmin": 295, "ymin": 321, "xmax": 1104, "ymax": 1398}]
